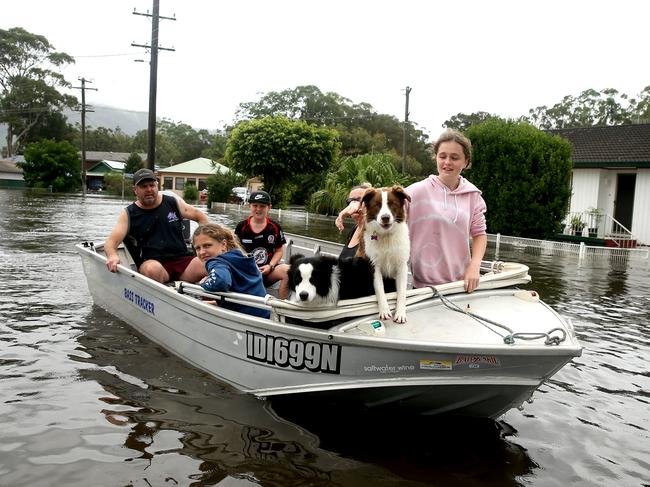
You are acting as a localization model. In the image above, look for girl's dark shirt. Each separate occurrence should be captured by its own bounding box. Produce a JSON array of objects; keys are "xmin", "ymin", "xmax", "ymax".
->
[{"xmin": 339, "ymin": 224, "xmax": 359, "ymax": 260}]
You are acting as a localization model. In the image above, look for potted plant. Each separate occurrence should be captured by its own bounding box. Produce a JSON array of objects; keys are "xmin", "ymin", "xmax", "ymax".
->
[
  {"xmin": 587, "ymin": 207, "xmax": 603, "ymax": 238},
  {"xmin": 570, "ymin": 215, "xmax": 585, "ymax": 236}
]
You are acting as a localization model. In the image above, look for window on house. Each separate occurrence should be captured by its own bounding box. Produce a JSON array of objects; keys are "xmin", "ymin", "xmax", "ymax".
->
[
  {"xmin": 163, "ymin": 177, "xmax": 173, "ymax": 190},
  {"xmin": 186, "ymin": 178, "xmax": 197, "ymax": 188},
  {"xmin": 198, "ymin": 179, "xmax": 207, "ymax": 191},
  {"xmin": 175, "ymin": 178, "xmax": 185, "ymax": 190}
]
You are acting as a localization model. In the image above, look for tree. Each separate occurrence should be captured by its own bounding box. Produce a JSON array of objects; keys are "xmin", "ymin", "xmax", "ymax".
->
[
  {"xmin": 73, "ymin": 126, "xmax": 133, "ymax": 152},
  {"xmin": 309, "ymin": 153, "xmax": 413, "ymax": 215},
  {"xmin": 19, "ymin": 139, "xmax": 81, "ymax": 192},
  {"xmin": 0, "ymin": 27, "xmax": 76, "ymax": 155},
  {"xmin": 525, "ymin": 88, "xmax": 636, "ymax": 129},
  {"xmin": 225, "ymin": 116, "xmax": 340, "ymax": 207},
  {"xmin": 629, "ymin": 85, "xmax": 650, "ymax": 122},
  {"xmin": 464, "ymin": 119, "xmax": 573, "ymax": 238},
  {"xmin": 22, "ymin": 110, "xmax": 76, "ymax": 146},
  {"xmin": 124, "ymin": 152, "xmax": 143, "ymax": 174},
  {"xmin": 201, "ymin": 132, "xmax": 228, "ymax": 162},
  {"xmin": 158, "ymin": 119, "xmax": 211, "ymax": 162},
  {"xmin": 206, "ymin": 170, "xmax": 247, "ymax": 206},
  {"xmin": 235, "ymin": 85, "xmax": 432, "ymax": 176},
  {"xmin": 132, "ymin": 129, "xmax": 180, "ymax": 166},
  {"xmin": 443, "ymin": 111, "xmax": 501, "ymax": 131}
]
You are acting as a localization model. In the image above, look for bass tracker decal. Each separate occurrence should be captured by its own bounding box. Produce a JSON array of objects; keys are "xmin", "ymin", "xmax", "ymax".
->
[{"xmin": 246, "ymin": 331, "xmax": 341, "ymax": 374}]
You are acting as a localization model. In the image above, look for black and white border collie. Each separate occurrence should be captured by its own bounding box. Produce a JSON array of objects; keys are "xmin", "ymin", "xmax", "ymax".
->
[
  {"xmin": 287, "ymin": 254, "xmax": 375, "ymax": 305},
  {"xmin": 358, "ymin": 185, "xmax": 411, "ymax": 323}
]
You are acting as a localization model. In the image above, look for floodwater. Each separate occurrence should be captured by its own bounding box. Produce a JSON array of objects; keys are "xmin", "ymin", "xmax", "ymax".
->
[{"xmin": 0, "ymin": 189, "xmax": 648, "ymax": 487}]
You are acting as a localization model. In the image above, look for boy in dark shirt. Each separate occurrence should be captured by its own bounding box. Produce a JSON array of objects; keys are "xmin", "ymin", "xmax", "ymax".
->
[{"xmin": 234, "ymin": 190, "xmax": 289, "ymax": 299}]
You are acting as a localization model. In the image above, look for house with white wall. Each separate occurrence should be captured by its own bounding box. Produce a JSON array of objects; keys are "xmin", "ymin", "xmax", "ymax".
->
[
  {"xmin": 157, "ymin": 157, "xmax": 230, "ymax": 197},
  {"xmin": 549, "ymin": 123, "xmax": 650, "ymax": 246}
]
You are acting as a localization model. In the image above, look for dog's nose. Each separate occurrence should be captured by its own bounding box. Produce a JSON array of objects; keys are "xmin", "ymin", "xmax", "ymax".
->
[
  {"xmin": 299, "ymin": 292, "xmax": 309, "ymax": 301},
  {"xmin": 380, "ymin": 214, "xmax": 391, "ymax": 224}
]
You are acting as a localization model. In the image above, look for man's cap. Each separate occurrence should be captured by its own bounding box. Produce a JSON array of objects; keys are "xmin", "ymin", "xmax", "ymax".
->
[
  {"xmin": 133, "ymin": 168, "xmax": 157, "ymax": 185},
  {"xmin": 248, "ymin": 190, "xmax": 271, "ymax": 205}
]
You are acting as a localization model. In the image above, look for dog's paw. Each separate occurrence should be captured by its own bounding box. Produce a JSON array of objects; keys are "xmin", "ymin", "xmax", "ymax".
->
[
  {"xmin": 393, "ymin": 312, "xmax": 407, "ymax": 324},
  {"xmin": 393, "ymin": 305, "xmax": 407, "ymax": 324},
  {"xmin": 378, "ymin": 302, "xmax": 392, "ymax": 321}
]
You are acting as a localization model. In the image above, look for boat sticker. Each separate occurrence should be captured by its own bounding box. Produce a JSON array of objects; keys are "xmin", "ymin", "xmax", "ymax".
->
[
  {"xmin": 454, "ymin": 355, "xmax": 501, "ymax": 368},
  {"xmin": 419, "ymin": 359, "xmax": 453, "ymax": 371},
  {"xmin": 246, "ymin": 331, "xmax": 341, "ymax": 374},
  {"xmin": 123, "ymin": 287, "xmax": 155, "ymax": 315},
  {"xmin": 363, "ymin": 364, "xmax": 415, "ymax": 374}
]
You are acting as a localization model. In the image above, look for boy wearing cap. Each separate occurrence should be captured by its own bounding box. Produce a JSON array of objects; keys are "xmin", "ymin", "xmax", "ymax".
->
[
  {"xmin": 234, "ymin": 190, "xmax": 290, "ymax": 299},
  {"xmin": 104, "ymin": 168, "xmax": 209, "ymax": 283}
]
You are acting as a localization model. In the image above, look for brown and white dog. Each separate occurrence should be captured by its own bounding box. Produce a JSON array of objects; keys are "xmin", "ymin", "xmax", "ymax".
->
[{"xmin": 358, "ymin": 185, "xmax": 411, "ymax": 323}]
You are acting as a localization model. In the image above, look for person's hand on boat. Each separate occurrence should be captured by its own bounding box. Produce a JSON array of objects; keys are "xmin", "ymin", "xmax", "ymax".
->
[
  {"xmin": 463, "ymin": 261, "xmax": 481, "ymax": 293},
  {"xmin": 260, "ymin": 264, "xmax": 272, "ymax": 276},
  {"xmin": 106, "ymin": 255, "xmax": 121, "ymax": 273}
]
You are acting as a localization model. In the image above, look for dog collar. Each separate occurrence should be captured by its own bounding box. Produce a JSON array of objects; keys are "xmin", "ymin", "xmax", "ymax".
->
[{"xmin": 371, "ymin": 231, "xmax": 379, "ymax": 241}]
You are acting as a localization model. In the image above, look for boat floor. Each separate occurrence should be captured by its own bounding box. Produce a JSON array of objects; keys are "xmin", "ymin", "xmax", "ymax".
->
[{"xmin": 331, "ymin": 290, "xmax": 568, "ymax": 348}]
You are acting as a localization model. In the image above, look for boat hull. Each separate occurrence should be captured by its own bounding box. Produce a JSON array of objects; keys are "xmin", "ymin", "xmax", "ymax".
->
[{"xmin": 77, "ymin": 240, "xmax": 581, "ymax": 418}]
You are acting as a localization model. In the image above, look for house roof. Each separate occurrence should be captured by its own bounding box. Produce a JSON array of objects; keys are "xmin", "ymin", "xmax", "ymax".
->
[
  {"xmin": 0, "ymin": 159, "xmax": 23, "ymax": 174},
  {"xmin": 81, "ymin": 151, "xmax": 147, "ymax": 163},
  {"xmin": 548, "ymin": 123, "xmax": 650, "ymax": 168},
  {"xmin": 86, "ymin": 160, "xmax": 125, "ymax": 176},
  {"xmin": 158, "ymin": 157, "xmax": 229, "ymax": 175}
]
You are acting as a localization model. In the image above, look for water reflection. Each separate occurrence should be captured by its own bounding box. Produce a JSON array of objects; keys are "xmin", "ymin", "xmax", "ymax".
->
[{"xmin": 72, "ymin": 309, "xmax": 413, "ymax": 486}]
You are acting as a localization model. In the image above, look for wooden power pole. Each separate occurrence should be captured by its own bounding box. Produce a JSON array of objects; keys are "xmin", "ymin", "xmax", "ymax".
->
[
  {"xmin": 402, "ymin": 86, "xmax": 412, "ymax": 173},
  {"xmin": 72, "ymin": 77, "xmax": 97, "ymax": 195},
  {"xmin": 132, "ymin": 0, "xmax": 176, "ymax": 169}
]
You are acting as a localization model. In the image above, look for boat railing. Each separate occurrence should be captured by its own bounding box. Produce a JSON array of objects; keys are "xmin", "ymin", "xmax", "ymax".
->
[{"xmin": 175, "ymin": 261, "xmax": 531, "ymax": 324}]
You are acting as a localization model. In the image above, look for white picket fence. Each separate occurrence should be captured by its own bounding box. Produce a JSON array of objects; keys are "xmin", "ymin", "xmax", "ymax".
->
[
  {"xmin": 210, "ymin": 202, "xmax": 649, "ymax": 261},
  {"xmin": 490, "ymin": 234, "xmax": 649, "ymax": 261}
]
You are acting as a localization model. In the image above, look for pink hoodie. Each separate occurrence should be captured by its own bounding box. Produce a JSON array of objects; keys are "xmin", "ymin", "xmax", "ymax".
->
[{"xmin": 406, "ymin": 175, "xmax": 487, "ymax": 287}]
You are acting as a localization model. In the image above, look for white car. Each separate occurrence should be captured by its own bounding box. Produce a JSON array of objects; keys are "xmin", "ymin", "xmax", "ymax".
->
[{"xmin": 231, "ymin": 187, "xmax": 249, "ymax": 203}]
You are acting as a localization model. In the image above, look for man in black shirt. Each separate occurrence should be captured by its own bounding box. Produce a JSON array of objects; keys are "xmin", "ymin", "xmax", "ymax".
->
[{"xmin": 105, "ymin": 168, "xmax": 209, "ymax": 283}]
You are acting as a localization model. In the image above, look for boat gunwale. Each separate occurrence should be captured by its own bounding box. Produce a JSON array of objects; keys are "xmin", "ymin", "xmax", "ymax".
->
[{"xmin": 76, "ymin": 242, "xmax": 582, "ymax": 357}]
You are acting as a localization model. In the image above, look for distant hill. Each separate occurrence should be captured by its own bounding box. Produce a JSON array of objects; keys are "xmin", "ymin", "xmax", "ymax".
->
[
  {"xmin": 0, "ymin": 105, "xmax": 149, "ymax": 151},
  {"xmin": 63, "ymin": 104, "xmax": 148, "ymax": 135}
]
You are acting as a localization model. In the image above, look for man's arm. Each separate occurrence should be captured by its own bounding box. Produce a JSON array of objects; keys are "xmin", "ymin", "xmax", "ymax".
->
[
  {"xmin": 178, "ymin": 198, "xmax": 208, "ymax": 224},
  {"xmin": 105, "ymin": 209, "xmax": 129, "ymax": 272}
]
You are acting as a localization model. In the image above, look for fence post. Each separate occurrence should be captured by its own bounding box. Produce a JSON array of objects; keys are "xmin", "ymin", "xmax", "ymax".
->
[
  {"xmin": 496, "ymin": 233, "xmax": 501, "ymax": 253},
  {"xmin": 578, "ymin": 242, "xmax": 586, "ymax": 261}
]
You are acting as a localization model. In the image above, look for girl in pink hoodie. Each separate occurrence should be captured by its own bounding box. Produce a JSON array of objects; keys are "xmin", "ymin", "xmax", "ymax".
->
[{"xmin": 406, "ymin": 130, "xmax": 487, "ymax": 292}]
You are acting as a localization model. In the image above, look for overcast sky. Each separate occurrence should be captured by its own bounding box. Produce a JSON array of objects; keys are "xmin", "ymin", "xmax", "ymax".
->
[{"xmin": 4, "ymin": 0, "xmax": 650, "ymax": 138}]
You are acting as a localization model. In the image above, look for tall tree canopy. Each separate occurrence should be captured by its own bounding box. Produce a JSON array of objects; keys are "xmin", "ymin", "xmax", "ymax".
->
[
  {"xmin": 225, "ymin": 116, "xmax": 340, "ymax": 207},
  {"xmin": 235, "ymin": 85, "xmax": 432, "ymax": 175},
  {"xmin": 443, "ymin": 112, "xmax": 501, "ymax": 131},
  {"xmin": 525, "ymin": 86, "xmax": 650, "ymax": 129},
  {"xmin": 0, "ymin": 27, "xmax": 76, "ymax": 156},
  {"xmin": 464, "ymin": 119, "xmax": 573, "ymax": 238},
  {"xmin": 20, "ymin": 139, "xmax": 80, "ymax": 192}
]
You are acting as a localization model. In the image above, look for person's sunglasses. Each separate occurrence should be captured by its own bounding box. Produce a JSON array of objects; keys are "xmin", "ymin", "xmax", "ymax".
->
[{"xmin": 346, "ymin": 197, "xmax": 361, "ymax": 205}]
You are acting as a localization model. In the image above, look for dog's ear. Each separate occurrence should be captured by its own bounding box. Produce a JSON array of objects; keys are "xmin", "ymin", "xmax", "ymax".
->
[
  {"xmin": 361, "ymin": 188, "xmax": 376, "ymax": 206},
  {"xmin": 289, "ymin": 253, "xmax": 305, "ymax": 266},
  {"xmin": 391, "ymin": 185, "xmax": 411, "ymax": 203}
]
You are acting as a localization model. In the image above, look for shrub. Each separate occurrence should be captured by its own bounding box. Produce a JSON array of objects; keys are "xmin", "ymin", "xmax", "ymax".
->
[
  {"xmin": 465, "ymin": 120, "xmax": 573, "ymax": 238},
  {"xmin": 183, "ymin": 184, "xmax": 199, "ymax": 202}
]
